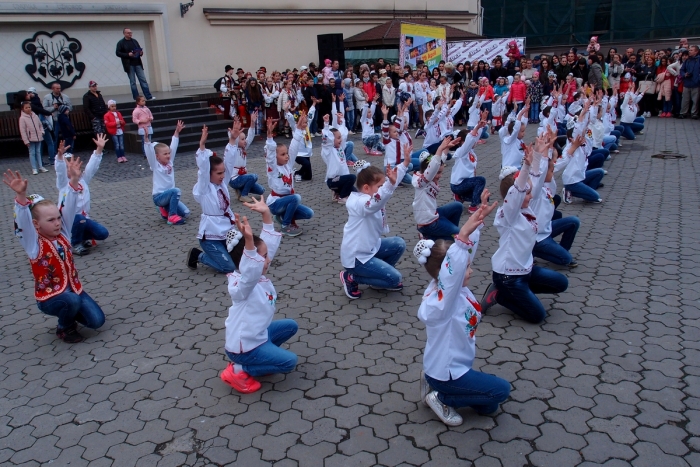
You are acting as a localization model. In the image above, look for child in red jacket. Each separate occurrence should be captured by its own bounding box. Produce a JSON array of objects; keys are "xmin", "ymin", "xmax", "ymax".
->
[
  {"xmin": 104, "ymin": 100, "xmax": 127, "ymax": 163},
  {"xmin": 508, "ymin": 73, "xmax": 528, "ymax": 112}
]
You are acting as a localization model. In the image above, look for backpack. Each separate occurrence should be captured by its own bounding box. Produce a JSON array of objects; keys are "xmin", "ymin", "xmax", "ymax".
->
[{"xmin": 214, "ymin": 76, "xmax": 224, "ymax": 92}]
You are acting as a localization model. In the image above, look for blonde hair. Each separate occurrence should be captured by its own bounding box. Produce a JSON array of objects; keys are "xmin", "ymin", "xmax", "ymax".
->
[
  {"xmin": 154, "ymin": 143, "xmax": 169, "ymax": 154},
  {"xmin": 29, "ymin": 199, "xmax": 56, "ymax": 219}
]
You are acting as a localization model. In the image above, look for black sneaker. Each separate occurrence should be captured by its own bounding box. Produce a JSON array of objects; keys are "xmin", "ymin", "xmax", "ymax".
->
[
  {"xmin": 480, "ymin": 283, "xmax": 499, "ymax": 314},
  {"xmin": 186, "ymin": 247, "xmax": 202, "ymax": 270},
  {"xmin": 56, "ymin": 324, "xmax": 84, "ymax": 343},
  {"xmin": 340, "ymin": 271, "xmax": 362, "ymax": 299}
]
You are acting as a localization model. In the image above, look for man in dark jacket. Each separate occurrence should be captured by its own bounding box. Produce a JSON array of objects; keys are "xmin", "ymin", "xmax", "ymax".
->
[
  {"xmin": 555, "ymin": 54, "xmax": 572, "ymax": 82},
  {"xmin": 115, "ymin": 28, "xmax": 154, "ymax": 100},
  {"xmin": 83, "ymin": 81, "xmax": 108, "ymax": 136}
]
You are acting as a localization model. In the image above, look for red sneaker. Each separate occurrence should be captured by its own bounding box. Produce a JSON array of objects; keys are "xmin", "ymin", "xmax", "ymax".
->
[
  {"xmin": 220, "ymin": 364, "xmax": 261, "ymax": 393},
  {"xmin": 167, "ymin": 214, "xmax": 185, "ymax": 225},
  {"xmin": 467, "ymin": 205, "xmax": 479, "ymax": 214},
  {"xmin": 158, "ymin": 207, "xmax": 168, "ymax": 219}
]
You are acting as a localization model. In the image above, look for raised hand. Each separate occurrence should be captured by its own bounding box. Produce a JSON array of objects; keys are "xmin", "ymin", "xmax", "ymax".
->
[
  {"xmin": 323, "ymin": 114, "xmax": 330, "ymax": 124},
  {"xmin": 2, "ymin": 169, "xmax": 28, "ymax": 198},
  {"xmin": 266, "ymin": 117, "xmax": 279, "ymax": 136},
  {"xmin": 381, "ymin": 104, "xmax": 389, "ymax": 117},
  {"xmin": 175, "ymin": 120, "xmax": 186, "ymax": 135},
  {"xmin": 250, "ymin": 110, "xmax": 259, "ymax": 128},
  {"xmin": 402, "ymin": 142, "xmax": 413, "ymax": 166},
  {"xmin": 296, "ymin": 112, "xmax": 308, "ymax": 131},
  {"xmin": 523, "ymin": 143, "xmax": 534, "ymax": 166},
  {"xmin": 93, "ymin": 133, "xmax": 108, "ymax": 153},
  {"xmin": 66, "ymin": 156, "xmax": 83, "ymax": 186},
  {"xmin": 534, "ymin": 134, "xmax": 548, "ymax": 154},
  {"xmin": 56, "ymin": 140, "xmax": 71, "ymax": 159},
  {"xmin": 199, "ymin": 125, "xmax": 209, "ymax": 150},
  {"xmin": 479, "ymin": 109, "xmax": 489, "ymax": 123},
  {"xmin": 236, "ymin": 215, "xmax": 254, "ymax": 248},
  {"xmin": 386, "ymin": 164, "xmax": 398, "ymax": 185},
  {"xmin": 331, "ymin": 93, "xmax": 336, "ymax": 102}
]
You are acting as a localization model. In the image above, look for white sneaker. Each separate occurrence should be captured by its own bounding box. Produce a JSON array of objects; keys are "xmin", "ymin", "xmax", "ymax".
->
[
  {"xmin": 32, "ymin": 169, "xmax": 38, "ymax": 175},
  {"xmin": 39, "ymin": 167, "xmax": 49, "ymax": 173},
  {"xmin": 425, "ymin": 391, "xmax": 463, "ymax": 426},
  {"xmin": 294, "ymin": 174, "xmax": 302, "ymax": 182},
  {"xmin": 562, "ymin": 187, "xmax": 572, "ymax": 204},
  {"xmin": 148, "ymin": 96, "xmax": 157, "ymax": 101},
  {"xmin": 419, "ymin": 370, "xmax": 430, "ymax": 407}
]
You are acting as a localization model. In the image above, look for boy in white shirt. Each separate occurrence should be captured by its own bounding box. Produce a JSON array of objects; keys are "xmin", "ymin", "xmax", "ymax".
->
[
  {"xmin": 321, "ymin": 114, "xmax": 356, "ymax": 204},
  {"xmin": 360, "ymin": 96, "xmax": 384, "ymax": 155},
  {"xmin": 499, "ymin": 104, "xmax": 529, "ymax": 168},
  {"xmin": 381, "ymin": 105, "xmax": 414, "ymax": 185},
  {"xmin": 144, "ymin": 120, "xmax": 189, "ymax": 225},
  {"xmin": 450, "ymin": 121, "xmax": 488, "ymax": 213},
  {"xmin": 227, "ymin": 112, "xmax": 265, "ymax": 203}
]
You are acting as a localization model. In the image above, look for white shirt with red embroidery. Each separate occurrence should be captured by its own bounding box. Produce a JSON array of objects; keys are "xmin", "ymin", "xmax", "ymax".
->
[
  {"xmin": 499, "ymin": 116, "xmax": 527, "ymax": 168},
  {"xmin": 491, "ymin": 162, "xmax": 540, "ymax": 275},
  {"xmin": 340, "ymin": 164, "xmax": 408, "ymax": 268},
  {"xmin": 321, "ymin": 129, "xmax": 350, "ymax": 180},
  {"xmin": 55, "ymin": 151, "xmax": 102, "ymax": 217},
  {"xmin": 528, "ymin": 153, "xmax": 556, "ymax": 242},
  {"xmin": 144, "ymin": 136, "xmax": 180, "ymax": 195},
  {"xmin": 439, "ymin": 97, "xmax": 463, "ymax": 135},
  {"xmin": 265, "ymin": 131, "xmax": 300, "ymax": 205},
  {"xmin": 193, "ymin": 148, "xmax": 236, "ymax": 240},
  {"xmin": 225, "ymin": 224, "xmax": 282, "ymax": 353},
  {"xmin": 411, "ymin": 153, "xmax": 444, "ymax": 226},
  {"xmin": 423, "ymin": 104, "xmax": 448, "ymax": 149},
  {"xmin": 224, "ymin": 127, "xmax": 255, "ymax": 181},
  {"xmin": 418, "ymin": 229, "xmax": 482, "ymax": 381},
  {"xmin": 450, "ymin": 131, "xmax": 480, "ymax": 185}
]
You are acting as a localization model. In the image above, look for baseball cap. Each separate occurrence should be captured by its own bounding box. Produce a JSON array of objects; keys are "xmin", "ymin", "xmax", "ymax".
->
[{"xmin": 89, "ymin": 80, "xmax": 97, "ymax": 87}]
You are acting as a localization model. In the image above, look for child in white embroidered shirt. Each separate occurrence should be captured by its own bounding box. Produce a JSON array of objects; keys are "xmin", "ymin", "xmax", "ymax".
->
[
  {"xmin": 55, "ymin": 135, "xmax": 110, "ymax": 256},
  {"xmin": 265, "ymin": 115, "xmax": 314, "ymax": 237},
  {"xmin": 360, "ymin": 96, "xmax": 384, "ymax": 155},
  {"xmin": 144, "ymin": 120, "xmax": 189, "ymax": 225},
  {"xmin": 220, "ymin": 199, "xmax": 297, "ymax": 394},
  {"xmin": 450, "ymin": 120, "xmax": 488, "ymax": 213},
  {"xmin": 416, "ymin": 195, "xmax": 508, "ymax": 426},
  {"xmin": 186, "ymin": 125, "xmax": 240, "ymax": 274},
  {"xmin": 499, "ymin": 102, "xmax": 529, "ymax": 168},
  {"xmin": 321, "ymin": 114, "xmax": 357, "ymax": 204},
  {"xmin": 381, "ymin": 104, "xmax": 414, "ymax": 185},
  {"xmin": 412, "ymin": 136, "xmax": 463, "ymax": 241},
  {"xmin": 339, "ymin": 155, "xmax": 409, "ymax": 300},
  {"xmin": 481, "ymin": 138, "xmax": 569, "ymax": 324},
  {"xmin": 226, "ymin": 113, "xmax": 265, "ymax": 203},
  {"xmin": 4, "ymin": 156, "xmax": 105, "ymax": 344}
]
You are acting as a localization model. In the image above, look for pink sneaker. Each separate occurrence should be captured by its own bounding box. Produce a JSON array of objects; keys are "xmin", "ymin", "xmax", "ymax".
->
[
  {"xmin": 158, "ymin": 207, "xmax": 168, "ymax": 219},
  {"xmin": 370, "ymin": 149, "xmax": 383, "ymax": 156},
  {"xmin": 220, "ymin": 364, "xmax": 261, "ymax": 393},
  {"xmin": 363, "ymin": 146, "xmax": 372, "ymax": 154},
  {"xmin": 167, "ymin": 214, "xmax": 185, "ymax": 225}
]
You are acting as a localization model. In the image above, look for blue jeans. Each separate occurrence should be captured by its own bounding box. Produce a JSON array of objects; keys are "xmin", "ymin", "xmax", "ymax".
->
[
  {"xmin": 153, "ymin": 188, "xmax": 190, "ymax": 217},
  {"xmin": 345, "ymin": 110, "xmax": 355, "ymax": 133},
  {"xmin": 127, "ymin": 65, "xmax": 152, "ymax": 100},
  {"xmin": 226, "ymin": 319, "xmax": 298, "ymax": 377},
  {"xmin": 345, "ymin": 141, "xmax": 358, "ymax": 163},
  {"xmin": 587, "ymin": 150, "xmax": 607, "ymax": 169},
  {"xmin": 269, "ymin": 194, "xmax": 314, "ymax": 226},
  {"xmin": 662, "ymin": 97, "xmax": 673, "ymax": 113},
  {"xmin": 327, "ymin": 174, "xmax": 357, "ymax": 199},
  {"xmin": 602, "ymin": 135, "xmax": 618, "ymax": 152},
  {"xmin": 532, "ymin": 216, "xmax": 580, "ymax": 265},
  {"xmin": 229, "ymin": 174, "xmax": 265, "ymax": 197},
  {"xmin": 529, "ymin": 102, "xmax": 540, "ymax": 121},
  {"xmin": 451, "ymin": 176, "xmax": 486, "ymax": 207},
  {"xmin": 362, "ymin": 134, "xmax": 384, "ymax": 152},
  {"xmin": 620, "ymin": 122, "xmax": 644, "ymax": 140},
  {"xmin": 348, "ymin": 237, "xmax": 405, "ymax": 288},
  {"xmin": 565, "ymin": 168, "xmax": 604, "ymax": 201},
  {"xmin": 28, "ymin": 142, "xmax": 42, "ymax": 170},
  {"xmin": 37, "ymin": 290, "xmax": 105, "ymax": 330},
  {"xmin": 417, "ymin": 202, "xmax": 463, "ymax": 241},
  {"xmin": 492, "ymin": 266, "xmax": 569, "ymax": 323},
  {"xmin": 42, "ymin": 128, "xmax": 56, "ymax": 163},
  {"xmin": 71, "ymin": 215, "xmax": 109, "ymax": 246},
  {"xmin": 309, "ymin": 110, "xmax": 319, "ymax": 134},
  {"xmin": 385, "ymin": 162, "xmax": 413, "ymax": 185},
  {"xmin": 425, "ymin": 370, "xmax": 510, "ymax": 414},
  {"xmin": 112, "ymin": 134, "xmax": 125, "ymax": 158},
  {"xmin": 199, "ymin": 239, "xmax": 236, "ymax": 273}
]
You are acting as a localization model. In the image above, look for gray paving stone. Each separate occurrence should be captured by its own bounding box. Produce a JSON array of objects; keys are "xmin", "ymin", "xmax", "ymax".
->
[{"xmin": 581, "ymin": 432, "xmax": 636, "ymax": 463}]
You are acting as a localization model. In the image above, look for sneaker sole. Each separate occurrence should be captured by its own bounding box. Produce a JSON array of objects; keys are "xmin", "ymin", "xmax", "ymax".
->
[
  {"xmin": 425, "ymin": 392, "xmax": 463, "ymax": 426},
  {"xmin": 281, "ymin": 230, "xmax": 302, "ymax": 237},
  {"xmin": 220, "ymin": 369, "xmax": 261, "ymax": 393},
  {"xmin": 339, "ymin": 272, "xmax": 361, "ymax": 299}
]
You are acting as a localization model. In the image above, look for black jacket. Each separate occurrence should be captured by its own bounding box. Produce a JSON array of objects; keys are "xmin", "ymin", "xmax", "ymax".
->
[
  {"xmin": 83, "ymin": 90, "xmax": 107, "ymax": 120},
  {"xmin": 29, "ymin": 94, "xmax": 52, "ymax": 117},
  {"xmin": 116, "ymin": 38, "xmax": 144, "ymax": 73}
]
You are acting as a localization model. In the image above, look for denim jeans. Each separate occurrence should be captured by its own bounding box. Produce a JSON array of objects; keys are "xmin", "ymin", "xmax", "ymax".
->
[
  {"xmin": 609, "ymin": 130, "xmax": 621, "ymax": 142},
  {"xmin": 269, "ymin": 194, "xmax": 314, "ymax": 226},
  {"xmin": 451, "ymin": 176, "xmax": 486, "ymax": 207},
  {"xmin": 587, "ymin": 150, "xmax": 607, "ymax": 169},
  {"xmin": 309, "ymin": 110, "xmax": 319, "ymax": 134},
  {"xmin": 552, "ymin": 194, "xmax": 562, "ymax": 221},
  {"xmin": 662, "ymin": 97, "xmax": 673, "ymax": 113},
  {"xmin": 602, "ymin": 135, "xmax": 618, "ymax": 152},
  {"xmin": 345, "ymin": 110, "xmax": 355, "ymax": 133},
  {"xmin": 42, "ymin": 128, "xmax": 56, "ymax": 163},
  {"xmin": 492, "ymin": 266, "xmax": 569, "ymax": 323},
  {"xmin": 529, "ymin": 102, "xmax": 541, "ymax": 121},
  {"xmin": 417, "ymin": 202, "xmax": 463, "ymax": 241},
  {"xmin": 153, "ymin": 188, "xmax": 190, "ymax": 217},
  {"xmin": 565, "ymin": 168, "xmax": 604, "ymax": 201},
  {"xmin": 71, "ymin": 215, "xmax": 109, "ymax": 246},
  {"xmin": 28, "ymin": 142, "xmax": 42, "ymax": 170},
  {"xmin": 199, "ymin": 239, "xmax": 237, "ymax": 273},
  {"xmin": 295, "ymin": 157, "xmax": 312, "ymax": 180},
  {"xmin": 37, "ymin": 290, "xmax": 105, "ymax": 330},
  {"xmin": 532, "ymin": 216, "xmax": 580, "ymax": 265},
  {"xmin": 425, "ymin": 369, "xmax": 510, "ymax": 414},
  {"xmin": 127, "ymin": 65, "xmax": 152, "ymax": 100},
  {"xmin": 362, "ymin": 134, "xmax": 384, "ymax": 152},
  {"xmin": 327, "ymin": 174, "xmax": 357, "ymax": 199},
  {"xmin": 347, "ymin": 236, "xmax": 406, "ymax": 288},
  {"xmin": 225, "ymin": 319, "xmax": 298, "ymax": 377},
  {"xmin": 345, "ymin": 141, "xmax": 358, "ymax": 163},
  {"xmin": 229, "ymin": 174, "xmax": 265, "ymax": 197},
  {"xmin": 112, "ymin": 134, "xmax": 125, "ymax": 158}
]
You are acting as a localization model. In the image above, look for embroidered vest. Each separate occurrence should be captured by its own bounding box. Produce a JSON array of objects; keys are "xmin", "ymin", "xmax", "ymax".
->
[{"xmin": 29, "ymin": 234, "xmax": 83, "ymax": 301}]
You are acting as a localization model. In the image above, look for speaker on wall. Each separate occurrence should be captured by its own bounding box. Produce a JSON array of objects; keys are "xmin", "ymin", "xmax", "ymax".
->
[{"xmin": 317, "ymin": 34, "xmax": 345, "ymax": 70}]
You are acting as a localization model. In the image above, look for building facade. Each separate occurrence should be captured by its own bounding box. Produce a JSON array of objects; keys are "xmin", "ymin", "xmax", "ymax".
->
[{"xmin": 1, "ymin": 0, "xmax": 480, "ymax": 102}]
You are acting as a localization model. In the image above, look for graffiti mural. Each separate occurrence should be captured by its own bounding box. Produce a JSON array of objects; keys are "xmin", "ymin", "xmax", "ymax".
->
[{"xmin": 22, "ymin": 31, "xmax": 86, "ymax": 89}]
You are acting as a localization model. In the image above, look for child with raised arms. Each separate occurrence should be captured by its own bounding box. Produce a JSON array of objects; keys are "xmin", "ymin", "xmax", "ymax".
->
[
  {"xmin": 499, "ymin": 101, "xmax": 529, "ymax": 168},
  {"xmin": 321, "ymin": 114, "xmax": 356, "ymax": 204},
  {"xmin": 4, "ymin": 155, "xmax": 106, "ymax": 344},
  {"xmin": 55, "ymin": 135, "xmax": 110, "ymax": 256},
  {"xmin": 265, "ymin": 115, "xmax": 314, "ymax": 237},
  {"xmin": 144, "ymin": 120, "xmax": 189, "ymax": 225},
  {"xmin": 284, "ymin": 100, "xmax": 316, "ymax": 181},
  {"xmin": 186, "ymin": 125, "xmax": 241, "ymax": 274},
  {"xmin": 415, "ymin": 194, "xmax": 508, "ymax": 426},
  {"xmin": 412, "ymin": 136, "xmax": 464, "ymax": 241},
  {"xmin": 226, "ymin": 112, "xmax": 265, "ymax": 203},
  {"xmin": 339, "ymin": 155, "xmax": 410, "ymax": 299},
  {"xmin": 221, "ymin": 198, "xmax": 298, "ymax": 394},
  {"xmin": 480, "ymin": 138, "xmax": 569, "ymax": 324},
  {"xmin": 360, "ymin": 95, "xmax": 384, "ymax": 155},
  {"xmin": 330, "ymin": 93, "xmax": 358, "ymax": 164},
  {"xmin": 450, "ymin": 117, "xmax": 489, "ymax": 213},
  {"xmin": 381, "ymin": 104, "xmax": 414, "ymax": 185}
]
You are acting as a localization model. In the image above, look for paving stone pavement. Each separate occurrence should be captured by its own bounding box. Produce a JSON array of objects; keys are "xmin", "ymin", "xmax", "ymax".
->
[{"xmin": 0, "ymin": 118, "xmax": 699, "ymax": 467}]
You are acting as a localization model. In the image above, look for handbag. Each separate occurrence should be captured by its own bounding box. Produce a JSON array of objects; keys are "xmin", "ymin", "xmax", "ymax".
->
[{"xmin": 639, "ymin": 80, "xmax": 655, "ymax": 95}]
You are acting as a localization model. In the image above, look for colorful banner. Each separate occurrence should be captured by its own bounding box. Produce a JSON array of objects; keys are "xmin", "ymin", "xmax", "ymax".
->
[
  {"xmin": 446, "ymin": 37, "xmax": 526, "ymax": 66},
  {"xmin": 400, "ymin": 23, "xmax": 446, "ymax": 71}
]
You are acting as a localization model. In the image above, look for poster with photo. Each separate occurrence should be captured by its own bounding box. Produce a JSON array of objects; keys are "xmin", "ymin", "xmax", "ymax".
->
[{"xmin": 400, "ymin": 23, "xmax": 446, "ymax": 71}]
